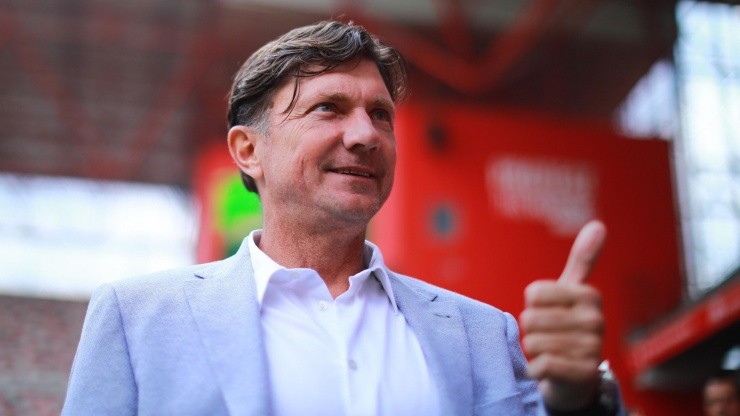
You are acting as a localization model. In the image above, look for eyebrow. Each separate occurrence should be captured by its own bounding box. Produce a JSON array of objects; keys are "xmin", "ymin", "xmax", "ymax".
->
[{"xmin": 313, "ymin": 92, "xmax": 395, "ymax": 113}]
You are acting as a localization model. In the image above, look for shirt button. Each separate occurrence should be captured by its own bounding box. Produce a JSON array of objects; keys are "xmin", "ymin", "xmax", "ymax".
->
[
  {"xmin": 317, "ymin": 300, "xmax": 329, "ymax": 311},
  {"xmin": 348, "ymin": 359, "xmax": 357, "ymax": 370}
]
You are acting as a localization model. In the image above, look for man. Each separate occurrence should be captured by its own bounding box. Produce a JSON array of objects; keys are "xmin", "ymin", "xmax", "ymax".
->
[
  {"xmin": 63, "ymin": 21, "xmax": 622, "ymax": 415},
  {"xmin": 704, "ymin": 371, "xmax": 739, "ymax": 416}
]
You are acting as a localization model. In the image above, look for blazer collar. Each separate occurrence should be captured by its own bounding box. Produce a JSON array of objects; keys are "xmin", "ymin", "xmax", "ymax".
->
[
  {"xmin": 182, "ymin": 241, "xmax": 473, "ymax": 416},
  {"xmin": 388, "ymin": 273, "xmax": 473, "ymax": 415},
  {"xmin": 184, "ymin": 242, "xmax": 271, "ymax": 416}
]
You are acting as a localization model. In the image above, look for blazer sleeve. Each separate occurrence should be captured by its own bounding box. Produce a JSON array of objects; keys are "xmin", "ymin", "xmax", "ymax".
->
[
  {"xmin": 62, "ymin": 283, "xmax": 137, "ymax": 415},
  {"xmin": 498, "ymin": 311, "xmax": 546, "ymax": 414}
]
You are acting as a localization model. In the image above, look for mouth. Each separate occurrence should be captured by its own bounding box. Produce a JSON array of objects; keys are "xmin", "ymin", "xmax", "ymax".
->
[
  {"xmin": 329, "ymin": 167, "xmax": 375, "ymax": 178},
  {"xmin": 335, "ymin": 169, "xmax": 372, "ymax": 177}
]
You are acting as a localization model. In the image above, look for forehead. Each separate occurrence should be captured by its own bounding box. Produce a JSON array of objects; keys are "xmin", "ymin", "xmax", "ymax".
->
[{"xmin": 272, "ymin": 59, "xmax": 392, "ymax": 107}]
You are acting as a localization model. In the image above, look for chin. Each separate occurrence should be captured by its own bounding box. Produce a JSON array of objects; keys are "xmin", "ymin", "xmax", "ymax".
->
[{"xmin": 326, "ymin": 198, "xmax": 383, "ymax": 224}]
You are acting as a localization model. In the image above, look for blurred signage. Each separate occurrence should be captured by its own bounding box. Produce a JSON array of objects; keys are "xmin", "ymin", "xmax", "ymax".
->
[{"xmin": 486, "ymin": 156, "xmax": 597, "ymax": 236}]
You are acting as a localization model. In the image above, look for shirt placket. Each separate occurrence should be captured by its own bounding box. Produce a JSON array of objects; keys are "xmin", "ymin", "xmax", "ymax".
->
[{"xmin": 301, "ymin": 275, "xmax": 357, "ymax": 415}]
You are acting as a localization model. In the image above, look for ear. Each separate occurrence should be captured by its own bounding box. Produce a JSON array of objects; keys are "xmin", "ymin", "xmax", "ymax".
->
[{"xmin": 227, "ymin": 125, "xmax": 264, "ymax": 181}]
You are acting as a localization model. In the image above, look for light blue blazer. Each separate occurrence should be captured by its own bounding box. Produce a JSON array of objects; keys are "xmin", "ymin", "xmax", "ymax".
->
[{"xmin": 62, "ymin": 240, "xmax": 563, "ymax": 415}]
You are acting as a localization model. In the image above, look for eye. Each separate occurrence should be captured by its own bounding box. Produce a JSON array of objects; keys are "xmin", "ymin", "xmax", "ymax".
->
[
  {"xmin": 314, "ymin": 102, "xmax": 336, "ymax": 113},
  {"xmin": 371, "ymin": 108, "xmax": 392, "ymax": 123}
]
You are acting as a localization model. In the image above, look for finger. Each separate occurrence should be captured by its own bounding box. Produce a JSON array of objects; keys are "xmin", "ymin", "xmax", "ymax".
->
[
  {"xmin": 526, "ymin": 354, "xmax": 601, "ymax": 384},
  {"xmin": 524, "ymin": 281, "xmax": 602, "ymax": 307},
  {"xmin": 521, "ymin": 332, "xmax": 602, "ymax": 359},
  {"xmin": 519, "ymin": 305, "xmax": 604, "ymax": 334},
  {"xmin": 559, "ymin": 220, "xmax": 607, "ymax": 285}
]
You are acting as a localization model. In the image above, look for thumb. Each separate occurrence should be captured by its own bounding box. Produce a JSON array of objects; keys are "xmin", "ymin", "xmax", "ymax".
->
[{"xmin": 559, "ymin": 220, "xmax": 607, "ymax": 284}]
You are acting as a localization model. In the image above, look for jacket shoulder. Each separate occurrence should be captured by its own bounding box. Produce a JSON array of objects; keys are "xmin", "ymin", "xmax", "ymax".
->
[
  {"xmin": 88, "ymin": 254, "xmax": 246, "ymax": 317},
  {"xmin": 388, "ymin": 271, "xmax": 509, "ymax": 316},
  {"xmin": 106, "ymin": 255, "xmax": 239, "ymax": 294}
]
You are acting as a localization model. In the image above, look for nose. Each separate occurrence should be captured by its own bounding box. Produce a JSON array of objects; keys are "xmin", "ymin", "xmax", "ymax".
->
[{"xmin": 342, "ymin": 110, "xmax": 380, "ymax": 151}]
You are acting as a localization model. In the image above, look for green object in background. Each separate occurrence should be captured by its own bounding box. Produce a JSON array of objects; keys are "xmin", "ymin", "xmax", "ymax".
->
[{"xmin": 214, "ymin": 173, "xmax": 263, "ymax": 256}]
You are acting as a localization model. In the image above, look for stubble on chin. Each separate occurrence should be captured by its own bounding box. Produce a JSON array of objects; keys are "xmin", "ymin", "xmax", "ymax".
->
[{"xmin": 322, "ymin": 198, "xmax": 382, "ymax": 226}]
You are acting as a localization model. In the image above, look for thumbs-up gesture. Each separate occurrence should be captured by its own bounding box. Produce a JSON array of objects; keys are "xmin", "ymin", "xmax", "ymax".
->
[{"xmin": 519, "ymin": 220, "xmax": 607, "ymax": 411}]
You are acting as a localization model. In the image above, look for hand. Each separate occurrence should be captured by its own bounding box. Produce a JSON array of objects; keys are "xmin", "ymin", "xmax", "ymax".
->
[{"xmin": 519, "ymin": 220, "xmax": 607, "ymax": 411}]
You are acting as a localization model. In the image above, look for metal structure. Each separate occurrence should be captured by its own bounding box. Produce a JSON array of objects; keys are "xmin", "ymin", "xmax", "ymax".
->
[{"xmin": 1, "ymin": 0, "xmax": 679, "ymax": 186}]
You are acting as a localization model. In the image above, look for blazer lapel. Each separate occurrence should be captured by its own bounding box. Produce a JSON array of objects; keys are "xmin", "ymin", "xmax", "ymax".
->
[
  {"xmin": 389, "ymin": 274, "xmax": 473, "ymax": 415},
  {"xmin": 184, "ymin": 244, "xmax": 271, "ymax": 416}
]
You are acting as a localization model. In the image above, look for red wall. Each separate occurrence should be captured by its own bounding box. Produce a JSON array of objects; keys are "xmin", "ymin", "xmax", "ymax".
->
[
  {"xmin": 371, "ymin": 102, "xmax": 691, "ymax": 414},
  {"xmin": 195, "ymin": 101, "xmax": 695, "ymax": 414}
]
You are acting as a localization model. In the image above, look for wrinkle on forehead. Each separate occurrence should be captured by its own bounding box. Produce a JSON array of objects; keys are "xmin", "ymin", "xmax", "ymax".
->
[{"xmin": 274, "ymin": 59, "xmax": 390, "ymax": 119}]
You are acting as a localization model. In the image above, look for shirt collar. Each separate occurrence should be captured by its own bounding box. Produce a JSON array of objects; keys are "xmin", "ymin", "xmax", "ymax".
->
[{"xmin": 246, "ymin": 229, "xmax": 398, "ymax": 313}]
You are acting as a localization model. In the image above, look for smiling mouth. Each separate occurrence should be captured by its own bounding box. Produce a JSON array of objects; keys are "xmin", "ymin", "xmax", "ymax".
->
[{"xmin": 332, "ymin": 169, "xmax": 373, "ymax": 178}]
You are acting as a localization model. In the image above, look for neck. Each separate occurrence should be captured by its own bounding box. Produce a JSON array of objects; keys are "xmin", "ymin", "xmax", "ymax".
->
[{"xmin": 258, "ymin": 216, "xmax": 369, "ymax": 298}]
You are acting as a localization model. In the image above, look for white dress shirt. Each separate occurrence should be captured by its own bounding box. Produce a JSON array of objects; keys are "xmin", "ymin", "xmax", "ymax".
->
[{"xmin": 247, "ymin": 230, "xmax": 440, "ymax": 416}]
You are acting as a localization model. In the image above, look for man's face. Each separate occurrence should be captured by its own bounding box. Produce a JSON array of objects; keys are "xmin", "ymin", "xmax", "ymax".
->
[
  {"xmin": 704, "ymin": 380, "xmax": 739, "ymax": 416},
  {"xmin": 254, "ymin": 59, "xmax": 396, "ymax": 228}
]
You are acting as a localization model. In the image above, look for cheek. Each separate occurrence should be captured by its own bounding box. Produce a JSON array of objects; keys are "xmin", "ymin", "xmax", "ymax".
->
[
  {"xmin": 270, "ymin": 125, "xmax": 311, "ymax": 165},
  {"xmin": 385, "ymin": 142, "xmax": 397, "ymax": 174},
  {"xmin": 386, "ymin": 154, "xmax": 396, "ymax": 179},
  {"xmin": 383, "ymin": 147, "xmax": 397, "ymax": 194}
]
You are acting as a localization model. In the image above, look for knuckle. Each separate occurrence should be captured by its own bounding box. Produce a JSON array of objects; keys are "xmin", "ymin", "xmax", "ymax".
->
[
  {"xmin": 518, "ymin": 309, "xmax": 537, "ymax": 332},
  {"xmin": 522, "ymin": 338, "xmax": 532, "ymax": 354},
  {"xmin": 522, "ymin": 334, "xmax": 538, "ymax": 354},
  {"xmin": 536, "ymin": 354, "xmax": 557, "ymax": 375},
  {"xmin": 580, "ymin": 286, "xmax": 602, "ymax": 305},
  {"xmin": 525, "ymin": 280, "xmax": 554, "ymax": 300},
  {"xmin": 524, "ymin": 282, "xmax": 541, "ymax": 300},
  {"xmin": 581, "ymin": 334, "xmax": 602, "ymax": 354},
  {"xmin": 581, "ymin": 309, "xmax": 605, "ymax": 332},
  {"xmin": 527, "ymin": 358, "xmax": 545, "ymax": 380}
]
